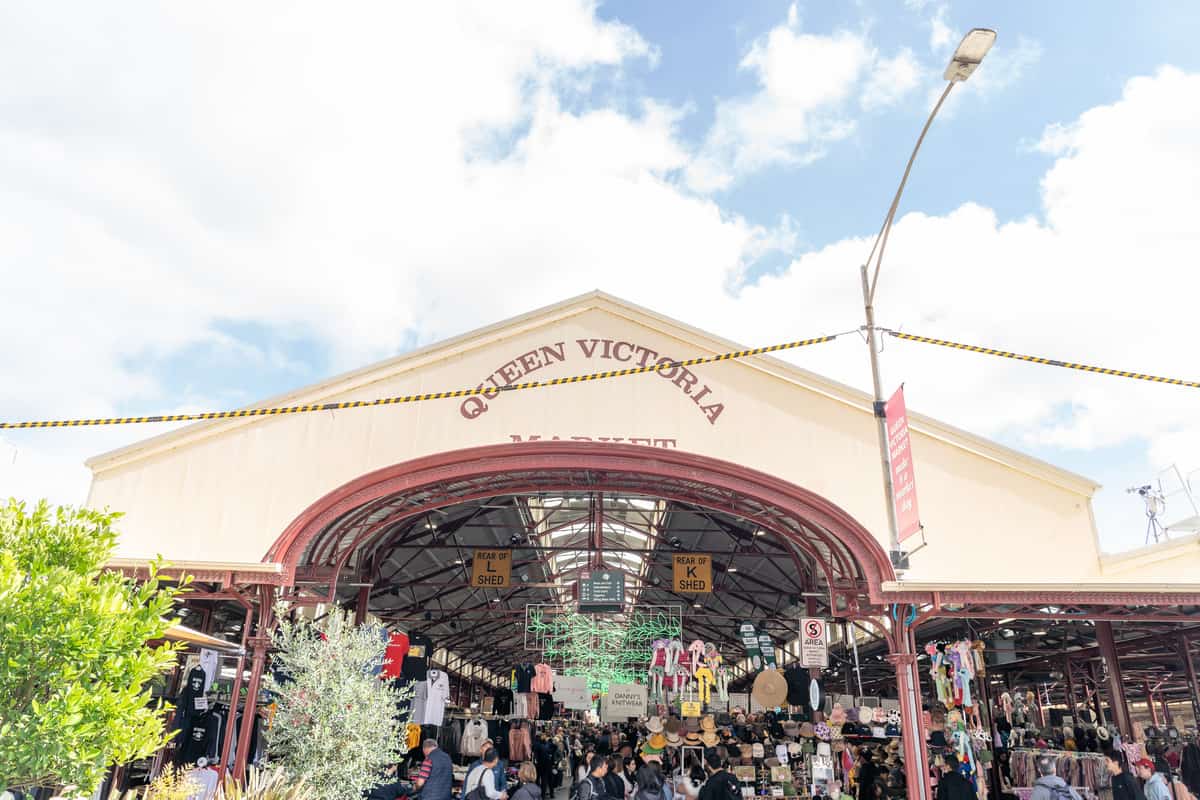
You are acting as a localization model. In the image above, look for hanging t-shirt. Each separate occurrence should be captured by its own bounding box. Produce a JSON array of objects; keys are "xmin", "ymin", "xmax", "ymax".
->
[
  {"xmin": 198, "ymin": 649, "xmax": 219, "ymax": 693},
  {"xmin": 513, "ymin": 663, "xmax": 537, "ymax": 693},
  {"xmin": 423, "ymin": 669, "xmax": 450, "ymax": 727},
  {"xmin": 411, "ymin": 680, "xmax": 430, "ymax": 725},
  {"xmin": 402, "ymin": 633, "xmax": 433, "ymax": 681},
  {"xmin": 531, "ymin": 663, "xmax": 555, "ymax": 694},
  {"xmin": 493, "ymin": 688, "xmax": 514, "ymax": 716},
  {"xmin": 383, "ymin": 631, "xmax": 410, "ymax": 680},
  {"xmin": 538, "ymin": 692, "xmax": 556, "ymax": 721}
]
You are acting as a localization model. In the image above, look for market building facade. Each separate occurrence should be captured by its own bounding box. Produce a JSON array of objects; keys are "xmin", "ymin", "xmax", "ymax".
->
[{"xmin": 90, "ymin": 292, "xmax": 1200, "ymax": 798}]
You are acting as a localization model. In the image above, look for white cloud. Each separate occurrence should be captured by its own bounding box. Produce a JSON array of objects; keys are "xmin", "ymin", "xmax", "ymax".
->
[
  {"xmin": 687, "ymin": 7, "xmax": 925, "ymax": 191},
  {"xmin": 861, "ymin": 48, "xmax": 926, "ymax": 111},
  {"xmin": 1, "ymin": 2, "xmax": 1198, "ymax": 555},
  {"xmin": 928, "ymin": 5, "xmax": 954, "ymax": 52}
]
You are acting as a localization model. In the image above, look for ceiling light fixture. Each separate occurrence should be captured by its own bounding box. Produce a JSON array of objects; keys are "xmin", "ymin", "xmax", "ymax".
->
[{"xmin": 727, "ymin": 566, "xmax": 738, "ymax": 573}]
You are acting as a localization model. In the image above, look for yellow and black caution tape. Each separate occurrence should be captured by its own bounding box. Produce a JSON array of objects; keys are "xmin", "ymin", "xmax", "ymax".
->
[
  {"xmin": 884, "ymin": 329, "xmax": 1200, "ymax": 389},
  {"xmin": 0, "ymin": 333, "xmax": 844, "ymax": 430}
]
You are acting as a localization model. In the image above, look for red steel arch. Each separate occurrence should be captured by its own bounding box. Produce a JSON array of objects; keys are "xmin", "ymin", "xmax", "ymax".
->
[{"xmin": 268, "ymin": 441, "xmax": 896, "ymax": 606}]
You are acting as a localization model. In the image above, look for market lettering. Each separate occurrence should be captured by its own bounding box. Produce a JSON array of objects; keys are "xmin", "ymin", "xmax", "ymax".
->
[
  {"xmin": 508, "ymin": 434, "xmax": 678, "ymax": 449},
  {"xmin": 460, "ymin": 338, "xmax": 725, "ymax": 424}
]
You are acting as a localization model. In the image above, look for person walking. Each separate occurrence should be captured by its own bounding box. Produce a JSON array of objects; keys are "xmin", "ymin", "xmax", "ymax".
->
[
  {"xmin": 936, "ymin": 756, "xmax": 976, "ymax": 800},
  {"xmin": 1104, "ymin": 750, "xmax": 1145, "ymax": 800},
  {"xmin": 1030, "ymin": 755, "xmax": 1081, "ymax": 800},
  {"xmin": 465, "ymin": 749, "xmax": 509, "ymax": 800},
  {"xmin": 511, "ymin": 763, "xmax": 542, "ymax": 800},
  {"xmin": 415, "ymin": 740, "xmax": 456, "ymax": 800},
  {"xmin": 577, "ymin": 755, "xmax": 612, "ymax": 800},
  {"xmin": 1134, "ymin": 758, "xmax": 1171, "ymax": 800}
]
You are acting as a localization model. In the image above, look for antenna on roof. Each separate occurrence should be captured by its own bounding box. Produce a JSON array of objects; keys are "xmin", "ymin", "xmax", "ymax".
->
[{"xmin": 1127, "ymin": 484, "xmax": 1167, "ymax": 544}]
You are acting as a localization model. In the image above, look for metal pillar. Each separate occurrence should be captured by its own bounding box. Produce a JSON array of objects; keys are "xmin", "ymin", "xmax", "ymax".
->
[
  {"xmin": 1063, "ymin": 655, "xmax": 1077, "ymax": 720},
  {"xmin": 234, "ymin": 586, "xmax": 275, "ymax": 777},
  {"xmin": 355, "ymin": 585, "xmax": 370, "ymax": 625},
  {"xmin": 1178, "ymin": 634, "xmax": 1200, "ymax": 726},
  {"xmin": 889, "ymin": 622, "xmax": 930, "ymax": 800},
  {"xmin": 1145, "ymin": 681, "xmax": 1160, "ymax": 727},
  {"xmin": 1097, "ymin": 621, "xmax": 1133, "ymax": 737},
  {"xmin": 1087, "ymin": 661, "xmax": 1107, "ymax": 726}
]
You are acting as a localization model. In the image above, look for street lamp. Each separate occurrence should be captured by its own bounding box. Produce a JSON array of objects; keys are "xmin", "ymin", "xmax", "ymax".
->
[{"xmin": 860, "ymin": 28, "xmax": 995, "ymax": 571}]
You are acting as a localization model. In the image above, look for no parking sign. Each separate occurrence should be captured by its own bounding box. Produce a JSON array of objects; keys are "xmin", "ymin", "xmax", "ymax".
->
[{"xmin": 799, "ymin": 618, "xmax": 828, "ymax": 668}]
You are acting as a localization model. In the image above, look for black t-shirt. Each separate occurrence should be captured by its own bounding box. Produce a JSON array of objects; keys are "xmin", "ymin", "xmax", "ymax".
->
[
  {"xmin": 494, "ymin": 688, "xmax": 514, "ymax": 716},
  {"xmin": 699, "ymin": 770, "xmax": 740, "ymax": 800},
  {"xmin": 514, "ymin": 664, "xmax": 537, "ymax": 693},
  {"xmin": 538, "ymin": 693, "xmax": 556, "ymax": 721},
  {"xmin": 402, "ymin": 634, "xmax": 433, "ymax": 680},
  {"xmin": 784, "ymin": 665, "xmax": 808, "ymax": 707}
]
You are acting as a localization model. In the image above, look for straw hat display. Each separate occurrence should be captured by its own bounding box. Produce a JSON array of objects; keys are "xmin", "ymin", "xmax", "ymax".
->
[
  {"xmin": 647, "ymin": 716, "xmax": 664, "ymax": 734},
  {"xmin": 701, "ymin": 715, "xmax": 717, "ymax": 732},
  {"xmin": 648, "ymin": 732, "xmax": 667, "ymax": 750},
  {"xmin": 752, "ymin": 669, "xmax": 788, "ymax": 709},
  {"xmin": 666, "ymin": 730, "xmax": 683, "ymax": 747}
]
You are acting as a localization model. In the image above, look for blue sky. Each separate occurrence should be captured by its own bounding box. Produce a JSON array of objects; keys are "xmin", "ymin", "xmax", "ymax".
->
[{"xmin": 2, "ymin": 1, "xmax": 1200, "ymax": 554}]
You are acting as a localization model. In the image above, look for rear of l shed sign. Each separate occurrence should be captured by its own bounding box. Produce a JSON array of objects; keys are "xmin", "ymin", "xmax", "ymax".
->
[
  {"xmin": 799, "ymin": 618, "xmax": 829, "ymax": 668},
  {"xmin": 471, "ymin": 549, "xmax": 512, "ymax": 588}
]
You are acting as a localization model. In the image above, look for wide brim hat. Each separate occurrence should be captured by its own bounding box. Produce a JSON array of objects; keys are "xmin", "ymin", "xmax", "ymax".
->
[
  {"xmin": 665, "ymin": 717, "xmax": 681, "ymax": 734},
  {"xmin": 701, "ymin": 715, "xmax": 717, "ymax": 732},
  {"xmin": 701, "ymin": 731, "xmax": 720, "ymax": 747},
  {"xmin": 647, "ymin": 716, "xmax": 664, "ymax": 733},
  {"xmin": 648, "ymin": 732, "xmax": 667, "ymax": 750},
  {"xmin": 753, "ymin": 669, "xmax": 788, "ymax": 710},
  {"xmin": 1096, "ymin": 726, "xmax": 1111, "ymax": 741},
  {"xmin": 685, "ymin": 732, "xmax": 702, "ymax": 746},
  {"xmin": 800, "ymin": 722, "xmax": 815, "ymax": 738},
  {"xmin": 665, "ymin": 731, "xmax": 683, "ymax": 747}
]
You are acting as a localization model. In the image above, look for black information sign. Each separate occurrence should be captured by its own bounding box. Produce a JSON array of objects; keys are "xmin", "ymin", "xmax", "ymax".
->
[{"xmin": 578, "ymin": 570, "xmax": 624, "ymax": 613}]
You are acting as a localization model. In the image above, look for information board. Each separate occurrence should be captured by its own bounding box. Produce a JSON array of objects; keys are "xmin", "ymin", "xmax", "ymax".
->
[
  {"xmin": 673, "ymin": 553, "xmax": 712, "ymax": 593},
  {"xmin": 471, "ymin": 549, "xmax": 512, "ymax": 588},
  {"xmin": 605, "ymin": 683, "xmax": 648, "ymax": 719},
  {"xmin": 799, "ymin": 618, "xmax": 829, "ymax": 668},
  {"xmin": 579, "ymin": 570, "xmax": 624, "ymax": 613}
]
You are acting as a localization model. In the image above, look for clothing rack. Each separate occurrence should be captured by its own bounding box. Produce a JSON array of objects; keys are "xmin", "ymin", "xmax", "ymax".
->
[{"xmin": 1008, "ymin": 749, "xmax": 1108, "ymax": 794}]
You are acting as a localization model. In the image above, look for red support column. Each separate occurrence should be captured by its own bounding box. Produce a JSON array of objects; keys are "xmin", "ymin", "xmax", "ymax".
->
[
  {"xmin": 888, "ymin": 619, "xmax": 930, "ymax": 800},
  {"xmin": 1096, "ymin": 621, "xmax": 1132, "ymax": 737},
  {"xmin": 355, "ymin": 586, "xmax": 370, "ymax": 626},
  {"xmin": 235, "ymin": 586, "xmax": 276, "ymax": 778},
  {"xmin": 1179, "ymin": 634, "xmax": 1200, "ymax": 726},
  {"xmin": 1063, "ymin": 656, "xmax": 1076, "ymax": 720}
]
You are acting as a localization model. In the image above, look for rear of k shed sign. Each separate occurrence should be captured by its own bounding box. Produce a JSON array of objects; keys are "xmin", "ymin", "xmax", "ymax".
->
[{"xmin": 799, "ymin": 617, "xmax": 828, "ymax": 668}]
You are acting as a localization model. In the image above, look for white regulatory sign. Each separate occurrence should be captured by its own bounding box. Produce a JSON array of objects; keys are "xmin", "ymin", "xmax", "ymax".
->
[{"xmin": 799, "ymin": 617, "xmax": 829, "ymax": 668}]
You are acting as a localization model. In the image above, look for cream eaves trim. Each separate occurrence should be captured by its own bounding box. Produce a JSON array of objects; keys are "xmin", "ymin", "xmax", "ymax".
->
[
  {"xmin": 84, "ymin": 291, "xmax": 1099, "ymax": 497},
  {"xmin": 881, "ymin": 578, "xmax": 1200, "ymax": 595},
  {"xmin": 106, "ymin": 558, "xmax": 285, "ymax": 574}
]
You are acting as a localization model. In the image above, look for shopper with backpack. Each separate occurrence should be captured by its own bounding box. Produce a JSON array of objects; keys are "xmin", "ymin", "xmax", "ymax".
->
[
  {"xmin": 1030, "ymin": 755, "xmax": 1082, "ymax": 800},
  {"xmin": 576, "ymin": 754, "xmax": 612, "ymax": 800}
]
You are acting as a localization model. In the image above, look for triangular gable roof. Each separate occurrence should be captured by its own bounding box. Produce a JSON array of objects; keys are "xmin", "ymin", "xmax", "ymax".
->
[{"xmin": 86, "ymin": 290, "xmax": 1097, "ymax": 496}]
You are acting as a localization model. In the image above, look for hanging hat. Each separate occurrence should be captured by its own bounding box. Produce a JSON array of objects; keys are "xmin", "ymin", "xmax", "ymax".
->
[
  {"xmin": 1096, "ymin": 725, "xmax": 1110, "ymax": 741},
  {"xmin": 752, "ymin": 742, "xmax": 765, "ymax": 759},
  {"xmin": 701, "ymin": 731, "xmax": 720, "ymax": 748},
  {"xmin": 648, "ymin": 733, "xmax": 667, "ymax": 750},
  {"xmin": 929, "ymin": 730, "xmax": 948, "ymax": 748},
  {"xmin": 800, "ymin": 722, "xmax": 815, "ymax": 738},
  {"xmin": 857, "ymin": 706, "xmax": 874, "ymax": 724},
  {"xmin": 814, "ymin": 723, "xmax": 831, "ymax": 741},
  {"xmin": 701, "ymin": 715, "xmax": 717, "ymax": 732},
  {"xmin": 685, "ymin": 731, "xmax": 702, "ymax": 746},
  {"xmin": 753, "ymin": 670, "xmax": 788, "ymax": 710},
  {"xmin": 782, "ymin": 721, "xmax": 800, "ymax": 737},
  {"xmin": 647, "ymin": 716, "xmax": 664, "ymax": 734},
  {"xmin": 665, "ymin": 717, "xmax": 681, "ymax": 734},
  {"xmin": 829, "ymin": 704, "xmax": 847, "ymax": 726},
  {"xmin": 787, "ymin": 742, "xmax": 802, "ymax": 755},
  {"xmin": 665, "ymin": 730, "xmax": 683, "ymax": 747},
  {"xmin": 873, "ymin": 707, "xmax": 888, "ymax": 724}
]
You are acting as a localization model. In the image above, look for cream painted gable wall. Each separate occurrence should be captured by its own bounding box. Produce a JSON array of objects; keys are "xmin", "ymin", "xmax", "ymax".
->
[{"xmin": 87, "ymin": 294, "xmax": 1103, "ymax": 582}]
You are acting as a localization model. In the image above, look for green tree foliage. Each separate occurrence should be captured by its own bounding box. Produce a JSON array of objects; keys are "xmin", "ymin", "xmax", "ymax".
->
[
  {"xmin": 264, "ymin": 607, "xmax": 409, "ymax": 800},
  {"xmin": 0, "ymin": 500, "xmax": 184, "ymax": 793}
]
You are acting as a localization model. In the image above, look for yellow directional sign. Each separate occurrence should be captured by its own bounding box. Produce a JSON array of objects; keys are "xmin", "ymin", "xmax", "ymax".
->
[
  {"xmin": 471, "ymin": 549, "xmax": 512, "ymax": 588},
  {"xmin": 673, "ymin": 553, "xmax": 712, "ymax": 593}
]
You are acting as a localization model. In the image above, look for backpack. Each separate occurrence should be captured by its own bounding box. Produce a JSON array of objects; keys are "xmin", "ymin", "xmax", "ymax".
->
[
  {"xmin": 635, "ymin": 787, "xmax": 663, "ymax": 800},
  {"xmin": 464, "ymin": 765, "xmax": 493, "ymax": 800},
  {"xmin": 1048, "ymin": 785, "xmax": 1076, "ymax": 800},
  {"xmin": 572, "ymin": 776, "xmax": 599, "ymax": 800}
]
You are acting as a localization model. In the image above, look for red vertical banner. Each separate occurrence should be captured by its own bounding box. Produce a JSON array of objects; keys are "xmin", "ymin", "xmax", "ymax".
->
[{"xmin": 885, "ymin": 386, "xmax": 922, "ymax": 542}]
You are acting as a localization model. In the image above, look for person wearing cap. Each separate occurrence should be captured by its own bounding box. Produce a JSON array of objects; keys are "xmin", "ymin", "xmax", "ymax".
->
[
  {"xmin": 1103, "ymin": 750, "xmax": 1145, "ymax": 800},
  {"xmin": 1031, "ymin": 755, "xmax": 1082, "ymax": 800},
  {"xmin": 1134, "ymin": 758, "xmax": 1171, "ymax": 800}
]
